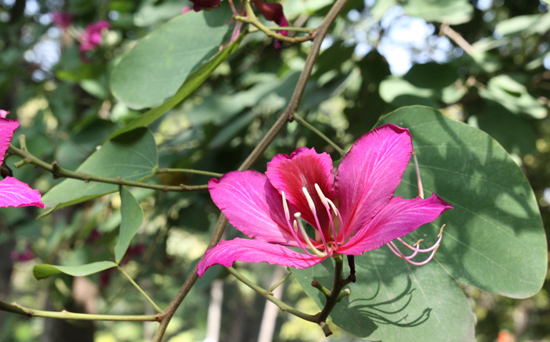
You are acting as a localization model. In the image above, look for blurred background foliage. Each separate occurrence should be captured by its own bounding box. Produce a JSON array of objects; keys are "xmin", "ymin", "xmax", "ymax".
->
[{"xmin": 0, "ymin": 0, "xmax": 549, "ymax": 341}]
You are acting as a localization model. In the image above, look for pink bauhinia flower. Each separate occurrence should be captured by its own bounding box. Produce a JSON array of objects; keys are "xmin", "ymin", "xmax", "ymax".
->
[
  {"xmin": 0, "ymin": 110, "xmax": 44, "ymax": 208},
  {"xmin": 197, "ymin": 124, "xmax": 452, "ymax": 277}
]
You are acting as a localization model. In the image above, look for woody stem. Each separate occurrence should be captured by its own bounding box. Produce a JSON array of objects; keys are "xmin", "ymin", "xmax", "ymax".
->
[{"xmin": 312, "ymin": 255, "xmax": 351, "ymax": 337}]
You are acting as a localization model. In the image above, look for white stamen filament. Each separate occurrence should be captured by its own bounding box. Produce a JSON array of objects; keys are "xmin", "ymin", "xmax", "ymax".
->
[
  {"xmin": 281, "ymin": 191, "xmax": 312, "ymax": 255},
  {"xmin": 294, "ymin": 213, "xmax": 326, "ymax": 257},
  {"xmin": 281, "ymin": 191, "xmax": 290, "ymax": 221},
  {"xmin": 302, "ymin": 186, "xmax": 330, "ymax": 253},
  {"xmin": 314, "ymin": 183, "xmax": 339, "ymax": 251}
]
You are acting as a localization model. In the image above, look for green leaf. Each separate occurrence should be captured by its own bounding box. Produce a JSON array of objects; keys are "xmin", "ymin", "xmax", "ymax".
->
[
  {"xmin": 479, "ymin": 75, "xmax": 547, "ymax": 119},
  {"xmin": 379, "ymin": 77, "xmax": 439, "ymax": 108},
  {"xmin": 378, "ymin": 106, "xmax": 546, "ymax": 298},
  {"xmin": 41, "ymin": 128, "xmax": 158, "ymax": 215},
  {"xmin": 114, "ymin": 187, "xmax": 144, "ymax": 264},
  {"xmin": 470, "ymin": 106, "xmax": 537, "ymax": 155},
  {"xmin": 294, "ymin": 252, "xmax": 474, "ymax": 341},
  {"xmin": 108, "ymin": 33, "xmax": 244, "ymax": 140},
  {"xmin": 33, "ymin": 261, "xmax": 117, "ymax": 280},
  {"xmin": 495, "ymin": 13, "xmax": 550, "ymax": 36},
  {"xmin": 401, "ymin": 0, "xmax": 473, "ymax": 25},
  {"xmin": 110, "ymin": 4, "xmax": 233, "ymax": 109}
]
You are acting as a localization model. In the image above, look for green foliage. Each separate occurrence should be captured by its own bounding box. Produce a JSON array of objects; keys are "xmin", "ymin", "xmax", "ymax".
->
[
  {"xmin": 33, "ymin": 261, "xmax": 117, "ymax": 280},
  {"xmin": 114, "ymin": 187, "xmax": 144, "ymax": 264},
  {"xmin": 1, "ymin": 0, "xmax": 549, "ymax": 341},
  {"xmin": 110, "ymin": 4, "xmax": 233, "ymax": 109},
  {"xmin": 41, "ymin": 128, "xmax": 158, "ymax": 215},
  {"xmin": 380, "ymin": 107, "xmax": 547, "ymax": 298},
  {"xmin": 294, "ymin": 252, "xmax": 475, "ymax": 341}
]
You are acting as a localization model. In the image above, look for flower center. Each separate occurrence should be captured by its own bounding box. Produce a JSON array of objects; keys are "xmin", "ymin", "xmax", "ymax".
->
[{"xmin": 280, "ymin": 183, "xmax": 342, "ymax": 257}]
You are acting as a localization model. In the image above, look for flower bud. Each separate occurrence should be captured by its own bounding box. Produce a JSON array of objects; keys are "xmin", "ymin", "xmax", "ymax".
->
[{"xmin": 189, "ymin": 0, "xmax": 222, "ymax": 12}]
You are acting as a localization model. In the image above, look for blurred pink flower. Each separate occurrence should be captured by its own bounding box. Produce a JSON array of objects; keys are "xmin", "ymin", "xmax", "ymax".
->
[
  {"xmin": 0, "ymin": 110, "xmax": 44, "ymax": 209},
  {"xmin": 52, "ymin": 11, "xmax": 73, "ymax": 29},
  {"xmin": 10, "ymin": 244, "xmax": 35, "ymax": 262},
  {"xmin": 181, "ymin": 6, "xmax": 192, "ymax": 14},
  {"xmin": 79, "ymin": 20, "xmax": 110, "ymax": 61},
  {"xmin": 198, "ymin": 124, "xmax": 452, "ymax": 276}
]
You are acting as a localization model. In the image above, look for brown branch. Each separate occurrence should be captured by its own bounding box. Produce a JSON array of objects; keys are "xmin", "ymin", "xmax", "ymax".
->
[{"xmin": 440, "ymin": 23, "xmax": 474, "ymax": 54}]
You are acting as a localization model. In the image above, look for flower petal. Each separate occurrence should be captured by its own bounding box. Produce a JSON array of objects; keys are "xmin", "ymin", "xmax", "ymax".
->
[
  {"xmin": 253, "ymin": 0, "xmax": 289, "ymax": 49},
  {"xmin": 265, "ymin": 147, "xmax": 335, "ymax": 232},
  {"xmin": 209, "ymin": 170, "xmax": 300, "ymax": 247},
  {"xmin": 197, "ymin": 238, "xmax": 324, "ymax": 277},
  {"xmin": 338, "ymin": 194, "xmax": 452, "ymax": 255},
  {"xmin": 0, "ymin": 117, "xmax": 18, "ymax": 165},
  {"xmin": 336, "ymin": 124, "xmax": 412, "ymax": 240},
  {"xmin": 0, "ymin": 177, "xmax": 45, "ymax": 208}
]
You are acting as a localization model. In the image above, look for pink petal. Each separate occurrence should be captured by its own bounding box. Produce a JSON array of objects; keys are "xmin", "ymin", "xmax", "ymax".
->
[
  {"xmin": 0, "ymin": 117, "xmax": 19, "ymax": 165},
  {"xmin": 265, "ymin": 147, "xmax": 335, "ymax": 231},
  {"xmin": 338, "ymin": 194, "xmax": 452, "ymax": 255},
  {"xmin": 209, "ymin": 170, "xmax": 301, "ymax": 247},
  {"xmin": 0, "ymin": 110, "xmax": 9, "ymax": 119},
  {"xmin": 197, "ymin": 238, "xmax": 324, "ymax": 277},
  {"xmin": 336, "ymin": 124, "xmax": 412, "ymax": 240},
  {"xmin": 0, "ymin": 177, "xmax": 45, "ymax": 208}
]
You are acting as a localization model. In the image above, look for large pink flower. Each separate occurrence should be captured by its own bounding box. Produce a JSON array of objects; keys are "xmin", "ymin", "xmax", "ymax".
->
[
  {"xmin": 197, "ymin": 124, "xmax": 452, "ymax": 277},
  {"xmin": 0, "ymin": 110, "xmax": 44, "ymax": 208}
]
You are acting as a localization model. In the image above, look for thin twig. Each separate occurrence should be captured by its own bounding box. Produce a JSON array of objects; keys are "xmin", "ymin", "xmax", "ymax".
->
[
  {"xmin": 7, "ymin": 144, "xmax": 208, "ymax": 192},
  {"xmin": 440, "ymin": 23, "xmax": 474, "ymax": 54},
  {"xmin": 293, "ymin": 113, "xmax": 346, "ymax": 156}
]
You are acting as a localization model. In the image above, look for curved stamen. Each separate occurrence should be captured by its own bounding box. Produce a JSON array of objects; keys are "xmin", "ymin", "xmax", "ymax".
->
[
  {"xmin": 387, "ymin": 225, "xmax": 445, "ymax": 266},
  {"xmin": 281, "ymin": 191, "xmax": 312, "ymax": 256},
  {"xmin": 397, "ymin": 224, "xmax": 445, "ymax": 253},
  {"xmin": 388, "ymin": 241, "xmax": 420, "ymax": 260},
  {"xmin": 314, "ymin": 183, "xmax": 339, "ymax": 251},
  {"xmin": 294, "ymin": 213, "xmax": 326, "ymax": 257},
  {"xmin": 302, "ymin": 186, "xmax": 330, "ymax": 254}
]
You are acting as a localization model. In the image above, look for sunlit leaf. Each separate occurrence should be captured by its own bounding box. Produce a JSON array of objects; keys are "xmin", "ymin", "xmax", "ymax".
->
[
  {"xmin": 41, "ymin": 128, "xmax": 158, "ymax": 215},
  {"xmin": 108, "ymin": 34, "xmax": 244, "ymax": 140},
  {"xmin": 33, "ymin": 261, "xmax": 117, "ymax": 280},
  {"xmin": 111, "ymin": 3, "xmax": 233, "ymax": 109}
]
